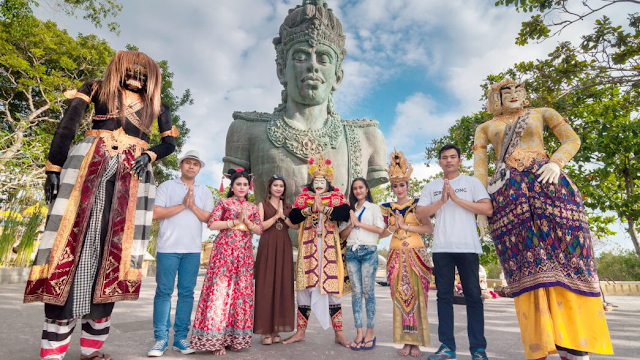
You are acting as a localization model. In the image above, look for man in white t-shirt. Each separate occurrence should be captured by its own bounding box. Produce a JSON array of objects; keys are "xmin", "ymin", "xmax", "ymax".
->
[
  {"xmin": 416, "ymin": 144, "xmax": 493, "ymax": 360},
  {"xmin": 148, "ymin": 150, "xmax": 214, "ymax": 357}
]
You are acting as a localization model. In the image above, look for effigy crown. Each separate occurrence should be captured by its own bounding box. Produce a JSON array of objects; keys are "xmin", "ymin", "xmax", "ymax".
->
[
  {"xmin": 273, "ymin": 0, "xmax": 346, "ymax": 70},
  {"xmin": 387, "ymin": 150, "xmax": 413, "ymax": 184},
  {"xmin": 308, "ymin": 154, "xmax": 334, "ymax": 182}
]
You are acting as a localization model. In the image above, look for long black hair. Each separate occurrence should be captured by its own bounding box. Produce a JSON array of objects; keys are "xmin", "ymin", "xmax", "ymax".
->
[
  {"xmin": 304, "ymin": 176, "xmax": 335, "ymax": 193},
  {"xmin": 348, "ymin": 177, "xmax": 374, "ymax": 210},
  {"xmin": 226, "ymin": 168, "xmax": 252, "ymax": 200}
]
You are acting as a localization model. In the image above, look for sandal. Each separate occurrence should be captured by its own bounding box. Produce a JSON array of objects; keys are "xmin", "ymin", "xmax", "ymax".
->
[
  {"xmin": 80, "ymin": 352, "xmax": 112, "ymax": 360},
  {"xmin": 362, "ymin": 337, "xmax": 377, "ymax": 350},
  {"xmin": 261, "ymin": 335, "xmax": 273, "ymax": 345},
  {"xmin": 350, "ymin": 340, "xmax": 364, "ymax": 351},
  {"xmin": 272, "ymin": 334, "xmax": 281, "ymax": 343}
]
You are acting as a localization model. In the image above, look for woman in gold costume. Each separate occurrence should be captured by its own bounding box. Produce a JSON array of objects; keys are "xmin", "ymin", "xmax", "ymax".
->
[
  {"xmin": 381, "ymin": 150, "xmax": 434, "ymax": 358},
  {"xmin": 473, "ymin": 78, "xmax": 612, "ymax": 360}
]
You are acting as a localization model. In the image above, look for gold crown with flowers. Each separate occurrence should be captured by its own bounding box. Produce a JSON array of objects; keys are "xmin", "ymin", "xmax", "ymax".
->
[
  {"xmin": 308, "ymin": 153, "xmax": 334, "ymax": 182},
  {"xmin": 387, "ymin": 150, "xmax": 413, "ymax": 184}
]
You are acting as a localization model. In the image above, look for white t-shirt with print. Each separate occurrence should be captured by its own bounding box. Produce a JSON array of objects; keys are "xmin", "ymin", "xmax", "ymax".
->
[{"xmin": 417, "ymin": 174, "xmax": 489, "ymax": 254}]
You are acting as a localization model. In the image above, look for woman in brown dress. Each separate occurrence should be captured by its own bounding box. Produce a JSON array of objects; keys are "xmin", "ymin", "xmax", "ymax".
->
[{"xmin": 254, "ymin": 175, "xmax": 299, "ymax": 345}]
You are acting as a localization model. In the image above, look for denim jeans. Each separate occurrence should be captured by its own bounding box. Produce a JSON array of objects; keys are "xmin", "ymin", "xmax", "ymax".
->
[
  {"xmin": 433, "ymin": 252, "xmax": 487, "ymax": 353},
  {"xmin": 153, "ymin": 252, "xmax": 200, "ymax": 342},
  {"xmin": 346, "ymin": 245, "xmax": 378, "ymax": 329}
]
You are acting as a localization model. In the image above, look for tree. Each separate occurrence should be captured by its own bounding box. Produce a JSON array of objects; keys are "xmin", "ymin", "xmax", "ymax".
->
[
  {"xmin": 496, "ymin": 0, "xmax": 640, "ymax": 97},
  {"xmin": 0, "ymin": 2, "xmax": 193, "ymax": 199},
  {"xmin": 0, "ymin": 1, "xmax": 114, "ymax": 196}
]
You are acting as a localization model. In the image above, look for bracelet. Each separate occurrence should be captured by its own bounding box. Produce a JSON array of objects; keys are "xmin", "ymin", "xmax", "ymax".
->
[{"xmin": 227, "ymin": 220, "xmax": 233, "ymax": 229}]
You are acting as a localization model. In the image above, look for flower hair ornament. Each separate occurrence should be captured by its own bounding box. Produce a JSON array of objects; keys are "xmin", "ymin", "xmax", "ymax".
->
[
  {"xmin": 308, "ymin": 154, "xmax": 334, "ymax": 183},
  {"xmin": 219, "ymin": 167, "xmax": 253, "ymax": 192}
]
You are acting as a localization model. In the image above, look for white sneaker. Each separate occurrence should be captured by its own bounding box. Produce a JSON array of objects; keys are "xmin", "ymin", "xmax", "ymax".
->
[{"xmin": 147, "ymin": 340, "xmax": 168, "ymax": 357}]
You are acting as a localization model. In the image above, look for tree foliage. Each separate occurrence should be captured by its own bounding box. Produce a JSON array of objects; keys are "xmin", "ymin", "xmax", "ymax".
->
[
  {"xmin": 496, "ymin": 0, "xmax": 640, "ymax": 95},
  {"xmin": 0, "ymin": 0, "xmax": 192, "ymax": 198},
  {"xmin": 596, "ymin": 250, "xmax": 640, "ymax": 281}
]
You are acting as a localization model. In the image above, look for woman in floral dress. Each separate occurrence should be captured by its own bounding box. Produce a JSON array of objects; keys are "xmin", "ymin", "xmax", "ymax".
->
[{"xmin": 190, "ymin": 168, "xmax": 262, "ymax": 355}]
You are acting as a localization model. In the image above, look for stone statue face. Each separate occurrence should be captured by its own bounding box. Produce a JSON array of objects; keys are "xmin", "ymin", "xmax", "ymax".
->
[
  {"xmin": 500, "ymin": 84, "xmax": 526, "ymax": 112},
  {"xmin": 280, "ymin": 41, "xmax": 343, "ymax": 106},
  {"xmin": 312, "ymin": 177, "xmax": 328, "ymax": 193}
]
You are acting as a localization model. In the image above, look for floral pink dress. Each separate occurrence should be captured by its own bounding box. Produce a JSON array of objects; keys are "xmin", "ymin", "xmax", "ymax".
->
[{"xmin": 190, "ymin": 197, "xmax": 262, "ymax": 351}]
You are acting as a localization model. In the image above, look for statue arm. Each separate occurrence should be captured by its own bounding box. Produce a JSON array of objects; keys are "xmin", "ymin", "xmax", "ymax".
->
[
  {"xmin": 145, "ymin": 103, "xmax": 177, "ymax": 162},
  {"xmin": 222, "ymin": 119, "xmax": 251, "ymax": 172},
  {"xmin": 366, "ymin": 128, "xmax": 389, "ymax": 187},
  {"xmin": 542, "ymin": 108, "xmax": 581, "ymax": 168},
  {"xmin": 473, "ymin": 124, "xmax": 490, "ymax": 188}
]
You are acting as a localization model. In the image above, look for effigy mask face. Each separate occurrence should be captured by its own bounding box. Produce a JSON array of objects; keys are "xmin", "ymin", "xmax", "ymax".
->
[
  {"xmin": 122, "ymin": 63, "xmax": 148, "ymax": 92},
  {"xmin": 313, "ymin": 176, "xmax": 328, "ymax": 193},
  {"xmin": 282, "ymin": 41, "xmax": 343, "ymax": 106},
  {"xmin": 500, "ymin": 83, "xmax": 527, "ymax": 112}
]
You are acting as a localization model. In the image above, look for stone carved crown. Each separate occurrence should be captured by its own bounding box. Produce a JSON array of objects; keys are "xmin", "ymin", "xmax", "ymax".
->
[
  {"xmin": 273, "ymin": 0, "xmax": 346, "ymax": 69},
  {"xmin": 308, "ymin": 153, "xmax": 334, "ymax": 183},
  {"xmin": 387, "ymin": 150, "xmax": 413, "ymax": 184}
]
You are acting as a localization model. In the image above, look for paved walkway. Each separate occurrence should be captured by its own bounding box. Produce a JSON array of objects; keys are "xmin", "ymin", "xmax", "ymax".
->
[{"xmin": 3, "ymin": 274, "xmax": 638, "ymax": 359}]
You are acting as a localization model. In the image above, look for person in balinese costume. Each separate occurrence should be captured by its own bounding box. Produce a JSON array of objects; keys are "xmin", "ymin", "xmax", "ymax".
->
[
  {"xmin": 380, "ymin": 150, "xmax": 434, "ymax": 358},
  {"xmin": 473, "ymin": 78, "xmax": 613, "ymax": 360},
  {"xmin": 191, "ymin": 168, "xmax": 263, "ymax": 355},
  {"xmin": 24, "ymin": 50, "xmax": 178, "ymax": 360},
  {"xmin": 283, "ymin": 154, "xmax": 351, "ymax": 347}
]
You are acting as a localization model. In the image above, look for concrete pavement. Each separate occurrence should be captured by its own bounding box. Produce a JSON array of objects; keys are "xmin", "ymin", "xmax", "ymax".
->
[{"xmin": 2, "ymin": 273, "xmax": 637, "ymax": 360}]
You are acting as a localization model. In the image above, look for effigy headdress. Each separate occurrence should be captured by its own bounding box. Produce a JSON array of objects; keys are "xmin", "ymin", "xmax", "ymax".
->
[
  {"xmin": 308, "ymin": 153, "xmax": 334, "ymax": 183},
  {"xmin": 273, "ymin": 0, "xmax": 346, "ymax": 71},
  {"xmin": 387, "ymin": 150, "xmax": 413, "ymax": 184},
  {"xmin": 485, "ymin": 78, "xmax": 529, "ymax": 116}
]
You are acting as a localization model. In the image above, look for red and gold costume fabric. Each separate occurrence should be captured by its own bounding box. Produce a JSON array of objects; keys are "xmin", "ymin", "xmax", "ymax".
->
[
  {"xmin": 191, "ymin": 197, "xmax": 262, "ymax": 352},
  {"xmin": 382, "ymin": 199, "xmax": 432, "ymax": 346},
  {"xmin": 291, "ymin": 189, "xmax": 351, "ymax": 296},
  {"xmin": 24, "ymin": 129, "xmax": 154, "ymax": 305}
]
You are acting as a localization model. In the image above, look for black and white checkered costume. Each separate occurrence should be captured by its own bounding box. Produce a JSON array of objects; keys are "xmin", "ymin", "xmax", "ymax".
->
[{"xmin": 71, "ymin": 155, "xmax": 119, "ymax": 318}]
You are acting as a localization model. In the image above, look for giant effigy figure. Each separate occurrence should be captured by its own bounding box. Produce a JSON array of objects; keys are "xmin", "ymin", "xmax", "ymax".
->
[
  {"xmin": 473, "ymin": 78, "xmax": 613, "ymax": 360},
  {"xmin": 223, "ymin": 0, "xmax": 388, "ymax": 204},
  {"xmin": 24, "ymin": 50, "xmax": 177, "ymax": 360}
]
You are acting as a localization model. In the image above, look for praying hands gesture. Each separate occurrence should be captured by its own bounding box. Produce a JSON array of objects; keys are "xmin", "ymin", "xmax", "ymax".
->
[
  {"xmin": 444, "ymin": 179, "xmax": 459, "ymax": 203},
  {"xmin": 349, "ymin": 210, "xmax": 360, "ymax": 228},
  {"xmin": 395, "ymin": 210, "xmax": 406, "ymax": 231},
  {"xmin": 440, "ymin": 180, "xmax": 449, "ymax": 204},
  {"xmin": 277, "ymin": 200, "xmax": 285, "ymax": 219},
  {"xmin": 314, "ymin": 193, "xmax": 324, "ymax": 213}
]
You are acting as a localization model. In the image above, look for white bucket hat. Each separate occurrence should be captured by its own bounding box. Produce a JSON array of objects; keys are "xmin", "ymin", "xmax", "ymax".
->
[{"xmin": 178, "ymin": 150, "xmax": 205, "ymax": 168}]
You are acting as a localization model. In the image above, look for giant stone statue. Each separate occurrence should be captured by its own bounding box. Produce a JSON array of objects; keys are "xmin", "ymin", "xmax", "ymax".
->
[{"xmin": 223, "ymin": 0, "xmax": 388, "ymax": 203}]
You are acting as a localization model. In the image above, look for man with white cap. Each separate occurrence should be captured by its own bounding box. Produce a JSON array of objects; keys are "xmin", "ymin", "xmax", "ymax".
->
[{"xmin": 148, "ymin": 150, "xmax": 214, "ymax": 357}]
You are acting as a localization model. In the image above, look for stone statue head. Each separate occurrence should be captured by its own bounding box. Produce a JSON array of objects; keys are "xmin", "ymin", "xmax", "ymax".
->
[
  {"xmin": 273, "ymin": 0, "xmax": 346, "ymax": 112},
  {"xmin": 486, "ymin": 78, "xmax": 529, "ymax": 116}
]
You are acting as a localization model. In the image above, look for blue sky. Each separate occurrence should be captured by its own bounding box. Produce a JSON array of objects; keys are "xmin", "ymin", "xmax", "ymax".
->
[{"xmin": 36, "ymin": 0, "xmax": 635, "ymax": 252}]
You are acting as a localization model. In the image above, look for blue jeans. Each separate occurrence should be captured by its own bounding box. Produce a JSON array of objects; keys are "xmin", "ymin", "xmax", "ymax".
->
[
  {"xmin": 153, "ymin": 252, "xmax": 200, "ymax": 342},
  {"xmin": 346, "ymin": 245, "xmax": 378, "ymax": 329},
  {"xmin": 433, "ymin": 252, "xmax": 487, "ymax": 353}
]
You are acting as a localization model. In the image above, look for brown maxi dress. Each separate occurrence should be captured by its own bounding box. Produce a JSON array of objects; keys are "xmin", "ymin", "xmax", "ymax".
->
[{"xmin": 253, "ymin": 200, "xmax": 295, "ymax": 335}]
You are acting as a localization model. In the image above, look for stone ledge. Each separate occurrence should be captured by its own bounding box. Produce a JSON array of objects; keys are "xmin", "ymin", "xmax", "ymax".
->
[{"xmin": 0, "ymin": 267, "xmax": 30, "ymax": 285}]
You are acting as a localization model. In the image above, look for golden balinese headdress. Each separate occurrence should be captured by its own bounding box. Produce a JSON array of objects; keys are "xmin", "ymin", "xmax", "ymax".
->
[
  {"xmin": 308, "ymin": 153, "xmax": 334, "ymax": 183},
  {"xmin": 387, "ymin": 150, "xmax": 413, "ymax": 184},
  {"xmin": 485, "ymin": 78, "xmax": 529, "ymax": 116},
  {"xmin": 273, "ymin": 0, "xmax": 347, "ymax": 73}
]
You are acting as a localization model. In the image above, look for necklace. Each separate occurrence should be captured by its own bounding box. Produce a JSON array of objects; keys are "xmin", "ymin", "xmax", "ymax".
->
[
  {"xmin": 493, "ymin": 108, "xmax": 525, "ymax": 125},
  {"xmin": 267, "ymin": 112, "xmax": 342, "ymax": 160}
]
